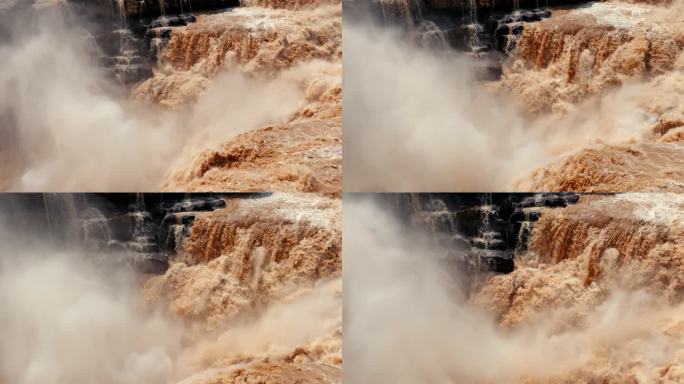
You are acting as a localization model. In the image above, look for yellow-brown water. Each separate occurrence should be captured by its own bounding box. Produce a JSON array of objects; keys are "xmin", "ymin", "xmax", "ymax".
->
[
  {"xmin": 344, "ymin": 0, "xmax": 684, "ymax": 192},
  {"xmin": 0, "ymin": 194, "xmax": 341, "ymax": 384},
  {"xmin": 345, "ymin": 194, "xmax": 684, "ymax": 383},
  {"xmin": 0, "ymin": 0, "xmax": 341, "ymax": 193}
]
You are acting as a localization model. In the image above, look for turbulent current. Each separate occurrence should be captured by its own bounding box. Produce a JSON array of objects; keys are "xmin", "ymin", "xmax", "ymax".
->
[
  {"xmin": 344, "ymin": 0, "xmax": 684, "ymax": 192},
  {"xmin": 0, "ymin": 0, "xmax": 341, "ymax": 192},
  {"xmin": 345, "ymin": 193, "xmax": 684, "ymax": 383},
  {"xmin": 0, "ymin": 193, "xmax": 341, "ymax": 383}
]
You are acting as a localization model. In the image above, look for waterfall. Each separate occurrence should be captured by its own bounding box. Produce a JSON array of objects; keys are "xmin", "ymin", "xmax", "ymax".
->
[
  {"xmin": 110, "ymin": 0, "xmax": 140, "ymax": 83},
  {"xmin": 42, "ymin": 193, "xmax": 52, "ymax": 238},
  {"xmin": 472, "ymin": 203, "xmax": 502, "ymax": 260},
  {"xmin": 171, "ymin": 224, "xmax": 185, "ymax": 251},
  {"xmin": 417, "ymin": 20, "xmax": 448, "ymax": 49},
  {"xmin": 42, "ymin": 194, "xmax": 79, "ymax": 244},
  {"xmin": 139, "ymin": 0, "xmax": 145, "ymax": 20},
  {"xmin": 466, "ymin": 0, "xmax": 484, "ymax": 56},
  {"xmin": 135, "ymin": 193, "xmax": 145, "ymax": 212},
  {"xmin": 116, "ymin": 0, "xmax": 126, "ymax": 27},
  {"xmin": 377, "ymin": 0, "xmax": 448, "ymax": 49},
  {"xmin": 180, "ymin": 0, "xmax": 192, "ymax": 14},
  {"xmin": 514, "ymin": 213, "xmax": 533, "ymax": 254},
  {"xmin": 80, "ymin": 208, "xmax": 112, "ymax": 249},
  {"xmin": 421, "ymin": 198, "xmax": 458, "ymax": 234},
  {"xmin": 378, "ymin": 0, "xmax": 422, "ymax": 29}
]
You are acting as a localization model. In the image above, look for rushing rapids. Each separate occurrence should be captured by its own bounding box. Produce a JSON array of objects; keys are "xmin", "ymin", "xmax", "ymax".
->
[
  {"xmin": 0, "ymin": 0, "xmax": 341, "ymax": 192},
  {"xmin": 344, "ymin": 0, "xmax": 684, "ymax": 192},
  {"xmin": 381, "ymin": 193, "xmax": 580, "ymax": 275},
  {"xmin": 0, "ymin": 193, "xmax": 341, "ymax": 384},
  {"xmin": 345, "ymin": 193, "xmax": 684, "ymax": 383},
  {"xmin": 501, "ymin": 1, "xmax": 684, "ymax": 192},
  {"xmin": 133, "ymin": 0, "xmax": 342, "ymax": 193}
]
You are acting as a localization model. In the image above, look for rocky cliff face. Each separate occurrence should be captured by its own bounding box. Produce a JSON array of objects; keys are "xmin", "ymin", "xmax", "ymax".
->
[
  {"xmin": 499, "ymin": 1, "xmax": 684, "ymax": 192},
  {"xmin": 143, "ymin": 193, "xmax": 342, "ymax": 383},
  {"xmin": 498, "ymin": 2, "xmax": 684, "ymax": 115},
  {"xmin": 63, "ymin": 0, "xmax": 342, "ymax": 193},
  {"xmin": 68, "ymin": 0, "xmax": 239, "ymax": 18},
  {"xmin": 385, "ymin": 193, "xmax": 579, "ymax": 275},
  {"xmin": 0, "ymin": 193, "xmax": 236, "ymax": 273},
  {"xmin": 0, "ymin": 193, "xmax": 341, "ymax": 384},
  {"xmin": 469, "ymin": 193, "xmax": 684, "ymax": 382},
  {"xmin": 134, "ymin": 0, "xmax": 342, "ymax": 193},
  {"xmin": 475, "ymin": 193, "xmax": 684, "ymax": 327}
]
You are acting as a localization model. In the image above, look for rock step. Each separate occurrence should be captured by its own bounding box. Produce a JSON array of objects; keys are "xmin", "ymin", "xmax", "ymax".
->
[
  {"xmin": 424, "ymin": 0, "xmax": 590, "ymax": 12},
  {"xmin": 68, "ymin": 0, "xmax": 239, "ymax": 18}
]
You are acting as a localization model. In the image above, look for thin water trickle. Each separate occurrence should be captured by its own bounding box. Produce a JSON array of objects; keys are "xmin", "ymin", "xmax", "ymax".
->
[
  {"xmin": 466, "ymin": 0, "xmax": 484, "ymax": 56},
  {"xmin": 378, "ymin": 0, "xmax": 449, "ymax": 49},
  {"xmin": 43, "ymin": 193, "xmax": 52, "ymax": 237},
  {"xmin": 80, "ymin": 207, "xmax": 113, "ymax": 249}
]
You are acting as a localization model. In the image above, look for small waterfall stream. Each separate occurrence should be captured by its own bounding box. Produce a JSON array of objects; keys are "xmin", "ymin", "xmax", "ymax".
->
[
  {"xmin": 0, "ymin": 194, "xmax": 236, "ymax": 273},
  {"xmin": 62, "ymin": 0, "xmax": 236, "ymax": 85},
  {"xmin": 377, "ymin": 0, "xmax": 448, "ymax": 49},
  {"xmin": 362, "ymin": 0, "xmax": 557, "ymax": 67},
  {"xmin": 390, "ymin": 193, "xmax": 580, "ymax": 275},
  {"xmin": 466, "ymin": 0, "xmax": 485, "ymax": 55}
]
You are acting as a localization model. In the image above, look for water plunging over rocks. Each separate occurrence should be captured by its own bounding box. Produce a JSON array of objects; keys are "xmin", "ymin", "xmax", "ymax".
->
[
  {"xmin": 0, "ymin": 193, "xmax": 341, "ymax": 384},
  {"xmin": 383, "ymin": 193, "xmax": 580, "ymax": 275},
  {"xmin": 346, "ymin": 193, "xmax": 684, "ymax": 383},
  {"xmin": 0, "ymin": 0, "xmax": 341, "ymax": 193},
  {"xmin": 344, "ymin": 0, "xmax": 684, "ymax": 192},
  {"xmin": 347, "ymin": 0, "xmax": 556, "ymax": 58},
  {"xmin": 0, "ymin": 193, "xmax": 237, "ymax": 273},
  {"xmin": 65, "ymin": 0, "xmax": 230, "ymax": 84}
]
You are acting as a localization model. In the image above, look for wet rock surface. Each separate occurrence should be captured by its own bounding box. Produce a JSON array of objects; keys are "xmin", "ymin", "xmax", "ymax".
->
[
  {"xmin": 0, "ymin": 193, "xmax": 263, "ymax": 273},
  {"xmin": 347, "ymin": 0, "xmax": 561, "ymax": 51},
  {"xmin": 345, "ymin": 0, "xmax": 569, "ymax": 80},
  {"xmin": 385, "ymin": 193, "xmax": 581, "ymax": 274},
  {"xmin": 63, "ymin": 0, "xmax": 241, "ymax": 84},
  {"xmin": 68, "ymin": 0, "xmax": 239, "ymax": 18}
]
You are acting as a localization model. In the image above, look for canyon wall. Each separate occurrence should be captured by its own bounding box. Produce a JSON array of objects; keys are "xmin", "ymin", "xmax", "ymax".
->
[
  {"xmin": 68, "ymin": 0, "xmax": 239, "ymax": 18},
  {"xmin": 143, "ymin": 193, "xmax": 341, "ymax": 383},
  {"xmin": 493, "ymin": 1, "xmax": 684, "ymax": 192},
  {"xmin": 131, "ymin": 0, "xmax": 343, "ymax": 193},
  {"xmin": 0, "ymin": 193, "xmax": 341, "ymax": 384},
  {"xmin": 0, "ymin": 0, "xmax": 341, "ymax": 192},
  {"xmin": 470, "ymin": 194, "xmax": 684, "ymax": 382},
  {"xmin": 476, "ymin": 194, "xmax": 684, "ymax": 318}
]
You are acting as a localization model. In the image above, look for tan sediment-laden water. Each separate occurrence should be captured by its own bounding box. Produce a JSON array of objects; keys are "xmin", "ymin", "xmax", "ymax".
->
[
  {"xmin": 0, "ymin": 193, "xmax": 341, "ymax": 383},
  {"xmin": 344, "ymin": 193, "xmax": 684, "ymax": 383},
  {"xmin": 0, "ymin": 0, "xmax": 341, "ymax": 192},
  {"xmin": 344, "ymin": 0, "xmax": 684, "ymax": 192}
]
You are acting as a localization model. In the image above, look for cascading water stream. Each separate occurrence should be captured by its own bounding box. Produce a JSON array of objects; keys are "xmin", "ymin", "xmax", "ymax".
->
[
  {"xmin": 514, "ymin": 208, "xmax": 539, "ymax": 255},
  {"xmin": 466, "ymin": 0, "xmax": 485, "ymax": 56},
  {"xmin": 43, "ymin": 193, "xmax": 52, "ymax": 238},
  {"xmin": 377, "ymin": 0, "xmax": 448, "ymax": 49},
  {"xmin": 41, "ymin": 194, "xmax": 80, "ymax": 244},
  {"xmin": 135, "ymin": 192, "xmax": 146, "ymax": 212},
  {"xmin": 471, "ymin": 197, "xmax": 506, "ymax": 270},
  {"xmin": 394, "ymin": 194, "xmax": 581, "ymax": 275},
  {"xmin": 180, "ymin": 0, "xmax": 193, "ymax": 14},
  {"xmin": 378, "ymin": 0, "xmax": 418, "ymax": 28},
  {"xmin": 80, "ymin": 207, "xmax": 113, "ymax": 249},
  {"xmin": 111, "ymin": 0, "xmax": 140, "ymax": 83}
]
